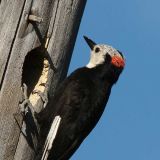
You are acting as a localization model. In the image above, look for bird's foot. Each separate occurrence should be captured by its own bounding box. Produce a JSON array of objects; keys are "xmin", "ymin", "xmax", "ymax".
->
[
  {"xmin": 15, "ymin": 83, "xmax": 40, "ymax": 150},
  {"xmin": 20, "ymin": 83, "xmax": 36, "ymax": 115}
]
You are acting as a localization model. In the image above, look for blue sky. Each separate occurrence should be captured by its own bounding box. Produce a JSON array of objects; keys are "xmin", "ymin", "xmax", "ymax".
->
[{"xmin": 68, "ymin": 0, "xmax": 160, "ymax": 160}]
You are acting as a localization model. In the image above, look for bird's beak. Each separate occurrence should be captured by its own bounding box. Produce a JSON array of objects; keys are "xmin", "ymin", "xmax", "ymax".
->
[{"xmin": 83, "ymin": 36, "xmax": 96, "ymax": 50}]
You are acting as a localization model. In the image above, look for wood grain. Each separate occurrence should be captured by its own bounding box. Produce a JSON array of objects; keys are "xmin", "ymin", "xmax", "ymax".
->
[{"xmin": 0, "ymin": 0, "xmax": 86, "ymax": 159}]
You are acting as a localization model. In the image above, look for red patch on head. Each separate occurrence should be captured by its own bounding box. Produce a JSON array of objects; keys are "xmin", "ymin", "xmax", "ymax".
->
[{"xmin": 111, "ymin": 56, "xmax": 125, "ymax": 68}]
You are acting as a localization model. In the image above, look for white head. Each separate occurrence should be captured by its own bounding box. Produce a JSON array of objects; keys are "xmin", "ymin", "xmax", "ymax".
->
[{"xmin": 84, "ymin": 36, "xmax": 125, "ymax": 68}]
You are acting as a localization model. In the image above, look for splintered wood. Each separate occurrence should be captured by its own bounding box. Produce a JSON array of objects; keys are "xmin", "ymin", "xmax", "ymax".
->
[{"xmin": 29, "ymin": 58, "xmax": 49, "ymax": 107}]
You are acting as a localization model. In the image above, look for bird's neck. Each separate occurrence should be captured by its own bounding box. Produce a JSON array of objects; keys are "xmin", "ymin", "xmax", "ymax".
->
[{"xmin": 88, "ymin": 63, "xmax": 122, "ymax": 85}]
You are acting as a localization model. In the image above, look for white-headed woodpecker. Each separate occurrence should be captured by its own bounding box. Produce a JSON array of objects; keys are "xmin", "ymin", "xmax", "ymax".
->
[{"xmin": 37, "ymin": 36, "xmax": 125, "ymax": 160}]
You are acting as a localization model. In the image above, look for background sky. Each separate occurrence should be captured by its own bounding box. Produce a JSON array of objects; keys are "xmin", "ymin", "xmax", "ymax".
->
[{"xmin": 68, "ymin": 0, "xmax": 160, "ymax": 160}]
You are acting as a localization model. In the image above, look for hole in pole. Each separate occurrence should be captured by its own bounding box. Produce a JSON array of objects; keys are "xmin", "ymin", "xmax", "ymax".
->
[{"xmin": 22, "ymin": 47, "xmax": 49, "ymax": 108}]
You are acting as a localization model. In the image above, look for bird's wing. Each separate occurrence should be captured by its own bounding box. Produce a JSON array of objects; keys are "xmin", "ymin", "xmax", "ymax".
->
[
  {"xmin": 46, "ymin": 77, "xmax": 92, "ymax": 159},
  {"xmin": 50, "ymin": 137, "xmax": 82, "ymax": 160}
]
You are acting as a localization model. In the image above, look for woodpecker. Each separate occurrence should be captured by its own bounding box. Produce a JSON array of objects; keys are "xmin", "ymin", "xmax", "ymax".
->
[{"xmin": 37, "ymin": 36, "xmax": 125, "ymax": 160}]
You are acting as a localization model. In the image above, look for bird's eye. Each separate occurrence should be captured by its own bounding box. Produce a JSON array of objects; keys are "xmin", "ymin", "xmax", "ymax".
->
[{"xmin": 95, "ymin": 47, "xmax": 100, "ymax": 53}]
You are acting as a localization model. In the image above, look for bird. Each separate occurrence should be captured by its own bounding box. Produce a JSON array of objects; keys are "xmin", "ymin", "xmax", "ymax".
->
[{"xmin": 37, "ymin": 36, "xmax": 125, "ymax": 160}]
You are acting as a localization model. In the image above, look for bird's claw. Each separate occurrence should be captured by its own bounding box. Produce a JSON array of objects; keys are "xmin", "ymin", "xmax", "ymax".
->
[{"xmin": 19, "ymin": 83, "xmax": 33, "ymax": 115}]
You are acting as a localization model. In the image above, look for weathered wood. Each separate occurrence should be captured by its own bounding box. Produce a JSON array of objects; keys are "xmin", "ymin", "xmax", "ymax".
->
[
  {"xmin": 0, "ymin": 0, "xmax": 26, "ymax": 87},
  {"xmin": 0, "ymin": 0, "xmax": 86, "ymax": 160}
]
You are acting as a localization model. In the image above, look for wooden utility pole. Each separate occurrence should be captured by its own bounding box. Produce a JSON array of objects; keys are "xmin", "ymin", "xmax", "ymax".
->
[{"xmin": 0, "ymin": 0, "xmax": 87, "ymax": 159}]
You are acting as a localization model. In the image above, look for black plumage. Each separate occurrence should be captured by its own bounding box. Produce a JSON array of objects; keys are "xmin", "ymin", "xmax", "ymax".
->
[{"xmin": 37, "ymin": 36, "xmax": 125, "ymax": 160}]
